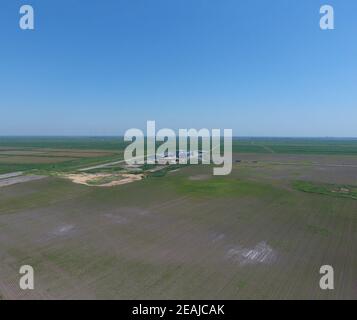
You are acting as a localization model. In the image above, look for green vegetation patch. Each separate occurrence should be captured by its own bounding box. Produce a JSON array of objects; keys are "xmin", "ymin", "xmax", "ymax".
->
[
  {"xmin": 293, "ymin": 180, "xmax": 357, "ymax": 200},
  {"xmin": 0, "ymin": 136, "xmax": 129, "ymax": 150},
  {"xmin": 0, "ymin": 154, "xmax": 122, "ymax": 175},
  {"xmin": 85, "ymin": 166, "xmax": 125, "ymax": 174},
  {"xmin": 146, "ymin": 164, "xmax": 185, "ymax": 178},
  {"xmin": 175, "ymin": 176, "xmax": 277, "ymax": 198},
  {"xmin": 232, "ymin": 138, "xmax": 357, "ymax": 155}
]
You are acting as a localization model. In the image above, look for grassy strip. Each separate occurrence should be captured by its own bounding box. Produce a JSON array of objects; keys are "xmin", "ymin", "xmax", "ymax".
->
[
  {"xmin": 146, "ymin": 164, "xmax": 185, "ymax": 178},
  {"xmin": 174, "ymin": 176, "xmax": 280, "ymax": 198},
  {"xmin": 293, "ymin": 180, "xmax": 357, "ymax": 200},
  {"xmin": 0, "ymin": 154, "xmax": 123, "ymax": 175}
]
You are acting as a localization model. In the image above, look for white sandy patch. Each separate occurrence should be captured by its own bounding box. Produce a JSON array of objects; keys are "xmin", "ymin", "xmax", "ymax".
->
[
  {"xmin": 212, "ymin": 233, "xmax": 226, "ymax": 243},
  {"xmin": 52, "ymin": 224, "xmax": 75, "ymax": 236},
  {"xmin": 36, "ymin": 224, "xmax": 77, "ymax": 243},
  {"xmin": 226, "ymin": 241, "xmax": 276, "ymax": 266},
  {"xmin": 62, "ymin": 173, "xmax": 143, "ymax": 187}
]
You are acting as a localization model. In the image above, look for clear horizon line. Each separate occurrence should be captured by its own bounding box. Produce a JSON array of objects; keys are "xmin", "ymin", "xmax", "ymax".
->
[{"xmin": 1, "ymin": 135, "xmax": 357, "ymax": 139}]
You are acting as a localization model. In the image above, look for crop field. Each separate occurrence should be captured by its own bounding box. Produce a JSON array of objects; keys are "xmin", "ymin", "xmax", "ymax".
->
[
  {"xmin": 0, "ymin": 138, "xmax": 357, "ymax": 299},
  {"xmin": 0, "ymin": 139, "xmax": 123, "ymax": 175}
]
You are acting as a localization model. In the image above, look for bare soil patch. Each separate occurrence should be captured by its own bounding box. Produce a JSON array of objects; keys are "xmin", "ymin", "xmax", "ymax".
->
[{"xmin": 62, "ymin": 173, "xmax": 143, "ymax": 187}]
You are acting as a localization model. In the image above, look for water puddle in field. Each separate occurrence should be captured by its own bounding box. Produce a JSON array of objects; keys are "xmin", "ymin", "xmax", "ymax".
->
[
  {"xmin": 52, "ymin": 224, "xmax": 75, "ymax": 236},
  {"xmin": 226, "ymin": 241, "xmax": 276, "ymax": 265}
]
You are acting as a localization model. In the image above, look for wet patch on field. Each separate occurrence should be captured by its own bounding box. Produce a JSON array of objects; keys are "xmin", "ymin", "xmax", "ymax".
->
[
  {"xmin": 52, "ymin": 224, "xmax": 76, "ymax": 236},
  {"xmin": 226, "ymin": 241, "xmax": 277, "ymax": 266},
  {"xmin": 211, "ymin": 233, "xmax": 226, "ymax": 243},
  {"xmin": 100, "ymin": 207, "xmax": 152, "ymax": 225}
]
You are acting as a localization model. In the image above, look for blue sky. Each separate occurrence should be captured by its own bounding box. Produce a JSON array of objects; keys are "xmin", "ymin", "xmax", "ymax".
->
[{"xmin": 0, "ymin": 0, "xmax": 356, "ymax": 136}]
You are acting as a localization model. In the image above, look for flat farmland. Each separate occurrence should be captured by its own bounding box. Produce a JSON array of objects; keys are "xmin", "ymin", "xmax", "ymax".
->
[
  {"xmin": 0, "ymin": 146, "xmax": 357, "ymax": 299},
  {"xmin": 0, "ymin": 146, "xmax": 123, "ymax": 175}
]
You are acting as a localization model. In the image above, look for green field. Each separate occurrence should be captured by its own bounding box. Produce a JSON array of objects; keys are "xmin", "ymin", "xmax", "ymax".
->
[
  {"xmin": 0, "ymin": 139, "xmax": 124, "ymax": 175},
  {"xmin": 0, "ymin": 137, "xmax": 357, "ymax": 299},
  {"xmin": 232, "ymin": 138, "xmax": 357, "ymax": 155}
]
